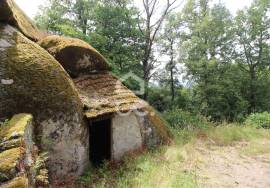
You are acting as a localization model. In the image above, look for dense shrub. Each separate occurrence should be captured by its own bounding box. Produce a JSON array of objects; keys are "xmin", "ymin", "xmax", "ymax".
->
[
  {"xmin": 245, "ymin": 112, "xmax": 270, "ymax": 129},
  {"xmin": 163, "ymin": 108, "xmax": 212, "ymax": 130}
]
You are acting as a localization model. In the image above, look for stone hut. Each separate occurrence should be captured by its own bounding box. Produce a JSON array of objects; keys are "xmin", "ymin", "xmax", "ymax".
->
[{"xmin": 0, "ymin": 0, "xmax": 171, "ymax": 186}]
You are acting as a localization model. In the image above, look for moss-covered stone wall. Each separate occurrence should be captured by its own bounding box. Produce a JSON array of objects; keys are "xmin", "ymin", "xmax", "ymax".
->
[
  {"xmin": 0, "ymin": 24, "xmax": 88, "ymax": 181},
  {"xmin": 0, "ymin": 114, "xmax": 33, "ymax": 187}
]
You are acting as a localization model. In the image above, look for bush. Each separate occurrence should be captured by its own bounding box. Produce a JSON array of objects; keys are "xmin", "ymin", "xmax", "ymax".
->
[
  {"xmin": 163, "ymin": 108, "xmax": 212, "ymax": 130},
  {"xmin": 245, "ymin": 112, "xmax": 270, "ymax": 129}
]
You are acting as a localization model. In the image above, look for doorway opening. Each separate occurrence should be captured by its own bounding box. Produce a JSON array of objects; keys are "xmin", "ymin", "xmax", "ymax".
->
[{"xmin": 89, "ymin": 118, "xmax": 112, "ymax": 166}]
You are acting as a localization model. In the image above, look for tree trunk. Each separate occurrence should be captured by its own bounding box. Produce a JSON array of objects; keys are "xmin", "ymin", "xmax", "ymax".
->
[
  {"xmin": 169, "ymin": 40, "xmax": 175, "ymax": 102},
  {"xmin": 143, "ymin": 59, "xmax": 149, "ymax": 100},
  {"xmin": 170, "ymin": 66, "xmax": 175, "ymax": 102},
  {"xmin": 78, "ymin": 1, "xmax": 87, "ymax": 35},
  {"xmin": 249, "ymin": 67, "xmax": 257, "ymax": 113}
]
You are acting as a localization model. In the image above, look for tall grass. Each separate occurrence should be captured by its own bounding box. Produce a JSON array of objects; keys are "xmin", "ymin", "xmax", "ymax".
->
[
  {"xmin": 77, "ymin": 147, "xmax": 197, "ymax": 188},
  {"xmin": 204, "ymin": 124, "xmax": 270, "ymax": 146}
]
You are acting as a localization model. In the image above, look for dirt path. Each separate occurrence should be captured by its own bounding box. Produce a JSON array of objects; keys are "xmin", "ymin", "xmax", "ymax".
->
[{"xmin": 193, "ymin": 140, "xmax": 270, "ymax": 188}]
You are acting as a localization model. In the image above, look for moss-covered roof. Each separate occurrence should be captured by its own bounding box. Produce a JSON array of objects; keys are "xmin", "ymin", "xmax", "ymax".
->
[
  {"xmin": 38, "ymin": 35, "xmax": 109, "ymax": 77},
  {"xmin": 0, "ymin": 114, "xmax": 32, "ymax": 142},
  {"xmin": 144, "ymin": 106, "xmax": 172, "ymax": 144},
  {"xmin": 74, "ymin": 72, "xmax": 147, "ymax": 118},
  {"xmin": 74, "ymin": 72, "xmax": 171, "ymax": 142},
  {"xmin": 0, "ymin": 176, "xmax": 28, "ymax": 188},
  {"xmin": 0, "ymin": 0, "xmax": 45, "ymax": 41},
  {"xmin": 0, "ymin": 24, "xmax": 82, "ymax": 118}
]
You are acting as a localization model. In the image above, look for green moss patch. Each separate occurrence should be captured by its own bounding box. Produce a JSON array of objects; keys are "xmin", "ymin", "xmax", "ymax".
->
[
  {"xmin": 146, "ymin": 106, "xmax": 172, "ymax": 144},
  {"xmin": 0, "ymin": 24, "xmax": 82, "ymax": 119},
  {"xmin": 0, "ymin": 114, "xmax": 32, "ymax": 142},
  {"xmin": 0, "ymin": 147, "xmax": 21, "ymax": 178}
]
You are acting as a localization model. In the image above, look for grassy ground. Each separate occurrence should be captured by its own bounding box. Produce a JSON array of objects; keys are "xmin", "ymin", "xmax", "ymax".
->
[{"xmin": 76, "ymin": 124, "xmax": 270, "ymax": 188}]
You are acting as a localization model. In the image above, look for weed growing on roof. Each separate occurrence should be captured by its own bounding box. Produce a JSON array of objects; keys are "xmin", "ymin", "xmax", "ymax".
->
[{"xmin": 0, "ymin": 119, "xmax": 9, "ymax": 127}]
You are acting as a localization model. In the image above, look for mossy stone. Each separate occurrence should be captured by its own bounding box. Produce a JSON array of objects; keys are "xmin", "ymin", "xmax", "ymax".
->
[
  {"xmin": 38, "ymin": 35, "xmax": 109, "ymax": 78},
  {"xmin": 0, "ymin": 24, "xmax": 82, "ymax": 121},
  {"xmin": 145, "ymin": 106, "xmax": 172, "ymax": 144},
  {"xmin": 0, "ymin": 114, "xmax": 32, "ymax": 142},
  {"xmin": 0, "ymin": 147, "xmax": 21, "ymax": 180},
  {"xmin": 0, "ymin": 176, "xmax": 28, "ymax": 188},
  {"xmin": 0, "ymin": 0, "xmax": 45, "ymax": 41},
  {"xmin": 1, "ymin": 25, "xmax": 88, "ymax": 180}
]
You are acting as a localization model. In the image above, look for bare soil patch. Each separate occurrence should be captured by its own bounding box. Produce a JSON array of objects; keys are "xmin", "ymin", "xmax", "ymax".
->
[{"xmin": 194, "ymin": 140, "xmax": 270, "ymax": 188}]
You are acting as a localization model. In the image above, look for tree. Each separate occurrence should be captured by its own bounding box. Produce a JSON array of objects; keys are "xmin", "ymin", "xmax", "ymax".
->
[
  {"xmin": 35, "ymin": 0, "xmax": 144, "ymax": 76},
  {"xmin": 234, "ymin": 0, "xmax": 270, "ymax": 113},
  {"xmin": 180, "ymin": 0, "xmax": 236, "ymax": 119},
  {"xmin": 138, "ymin": 0, "xmax": 180, "ymax": 100},
  {"xmin": 89, "ymin": 0, "xmax": 144, "ymax": 76},
  {"xmin": 159, "ymin": 12, "xmax": 182, "ymax": 102},
  {"xmin": 35, "ymin": 0, "xmax": 93, "ymax": 38}
]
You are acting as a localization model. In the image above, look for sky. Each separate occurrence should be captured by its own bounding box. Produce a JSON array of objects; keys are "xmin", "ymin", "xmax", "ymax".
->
[{"xmin": 14, "ymin": 0, "xmax": 253, "ymax": 19}]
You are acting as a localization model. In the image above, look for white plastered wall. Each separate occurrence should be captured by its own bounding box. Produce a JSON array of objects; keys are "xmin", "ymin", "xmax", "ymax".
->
[{"xmin": 112, "ymin": 112, "xmax": 143, "ymax": 160}]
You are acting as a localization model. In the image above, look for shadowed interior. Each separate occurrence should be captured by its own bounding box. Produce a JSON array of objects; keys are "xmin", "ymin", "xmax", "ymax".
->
[{"xmin": 89, "ymin": 118, "xmax": 111, "ymax": 166}]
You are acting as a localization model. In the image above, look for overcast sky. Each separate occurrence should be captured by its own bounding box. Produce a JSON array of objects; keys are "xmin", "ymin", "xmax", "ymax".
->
[{"xmin": 15, "ymin": 0, "xmax": 253, "ymax": 19}]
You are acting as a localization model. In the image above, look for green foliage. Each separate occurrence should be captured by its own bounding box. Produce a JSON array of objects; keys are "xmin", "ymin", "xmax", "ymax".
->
[
  {"xmin": 234, "ymin": 0, "xmax": 270, "ymax": 113},
  {"xmin": 147, "ymin": 87, "xmax": 194, "ymax": 112},
  {"xmin": 89, "ymin": 0, "xmax": 143, "ymax": 76},
  {"xmin": 163, "ymin": 108, "xmax": 212, "ymax": 130},
  {"xmin": 148, "ymin": 87, "xmax": 172, "ymax": 111},
  {"xmin": 35, "ymin": 0, "xmax": 143, "ymax": 77},
  {"xmin": 174, "ymin": 0, "xmax": 270, "ymax": 121},
  {"xmin": 205, "ymin": 124, "xmax": 270, "ymax": 146},
  {"xmin": 33, "ymin": 152, "xmax": 49, "ymax": 171},
  {"xmin": 163, "ymin": 108, "xmax": 270, "ymax": 146},
  {"xmin": 180, "ymin": 1, "xmax": 241, "ymax": 121},
  {"xmin": 120, "ymin": 75, "xmax": 142, "ymax": 97},
  {"xmin": 245, "ymin": 112, "xmax": 270, "ymax": 129},
  {"xmin": 35, "ymin": 0, "xmax": 270, "ymax": 121}
]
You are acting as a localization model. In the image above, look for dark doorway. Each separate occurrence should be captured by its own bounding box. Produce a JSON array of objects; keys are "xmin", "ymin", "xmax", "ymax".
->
[{"xmin": 89, "ymin": 118, "xmax": 111, "ymax": 166}]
